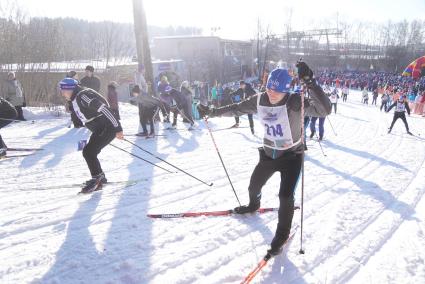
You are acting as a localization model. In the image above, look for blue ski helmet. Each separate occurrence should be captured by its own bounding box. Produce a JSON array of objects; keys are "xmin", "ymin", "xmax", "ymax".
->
[
  {"xmin": 59, "ymin": 78, "xmax": 78, "ymax": 90},
  {"xmin": 266, "ymin": 68, "xmax": 293, "ymax": 93}
]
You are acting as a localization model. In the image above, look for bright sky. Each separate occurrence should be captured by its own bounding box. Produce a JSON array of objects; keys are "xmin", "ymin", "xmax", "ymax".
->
[{"xmin": 10, "ymin": 0, "xmax": 425, "ymax": 40}]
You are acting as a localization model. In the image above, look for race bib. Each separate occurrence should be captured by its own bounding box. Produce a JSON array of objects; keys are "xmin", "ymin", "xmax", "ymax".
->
[
  {"xmin": 257, "ymin": 99, "xmax": 297, "ymax": 150},
  {"xmin": 396, "ymin": 102, "xmax": 405, "ymax": 112}
]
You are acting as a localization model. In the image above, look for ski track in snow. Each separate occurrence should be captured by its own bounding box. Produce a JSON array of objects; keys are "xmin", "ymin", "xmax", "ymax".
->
[{"xmin": 1, "ymin": 91, "xmax": 425, "ymax": 284}]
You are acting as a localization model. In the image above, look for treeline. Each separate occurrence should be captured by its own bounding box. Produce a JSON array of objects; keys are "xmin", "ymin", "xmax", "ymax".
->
[
  {"xmin": 0, "ymin": 16, "xmax": 202, "ymax": 65},
  {"xmin": 341, "ymin": 19, "xmax": 425, "ymax": 71},
  {"xmin": 263, "ymin": 19, "xmax": 425, "ymax": 72}
]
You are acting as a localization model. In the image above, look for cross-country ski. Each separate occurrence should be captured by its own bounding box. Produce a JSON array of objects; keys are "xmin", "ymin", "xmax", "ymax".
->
[
  {"xmin": 1, "ymin": 1, "xmax": 425, "ymax": 283},
  {"xmin": 147, "ymin": 206, "xmax": 300, "ymax": 219}
]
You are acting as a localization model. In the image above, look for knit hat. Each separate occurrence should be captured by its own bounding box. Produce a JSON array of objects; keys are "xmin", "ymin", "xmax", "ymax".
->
[
  {"xmin": 59, "ymin": 78, "xmax": 78, "ymax": 90},
  {"xmin": 266, "ymin": 68, "xmax": 293, "ymax": 93}
]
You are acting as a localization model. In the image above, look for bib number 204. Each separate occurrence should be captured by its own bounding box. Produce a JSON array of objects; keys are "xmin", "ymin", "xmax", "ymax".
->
[{"xmin": 265, "ymin": 124, "xmax": 283, "ymax": 137}]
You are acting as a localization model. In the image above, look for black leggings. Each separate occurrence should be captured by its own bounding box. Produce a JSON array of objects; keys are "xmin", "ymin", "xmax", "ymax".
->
[
  {"xmin": 82, "ymin": 125, "xmax": 116, "ymax": 177},
  {"xmin": 141, "ymin": 106, "xmax": 157, "ymax": 134},
  {"xmin": 248, "ymin": 149, "xmax": 302, "ymax": 242},
  {"xmin": 160, "ymin": 103, "xmax": 171, "ymax": 123},
  {"xmin": 389, "ymin": 112, "xmax": 409, "ymax": 131}
]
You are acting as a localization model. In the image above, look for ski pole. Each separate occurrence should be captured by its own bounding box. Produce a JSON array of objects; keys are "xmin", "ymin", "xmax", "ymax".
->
[
  {"xmin": 315, "ymin": 134, "xmax": 327, "ymax": 157},
  {"xmin": 123, "ymin": 138, "xmax": 213, "ymax": 186},
  {"xmin": 175, "ymin": 105, "xmax": 195, "ymax": 125},
  {"xmin": 327, "ymin": 116, "xmax": 337, "ymax": 136},
  {"xmin": 203, "ymin": 117, "xmax": 241, "ymax": 207},
  {"xmin": 299, "ymin": 83, "xmax": 306, "ymax": 255},
  {"xmin": 110, "ymin": 144, "xmax": 174, "ymax": 173}
]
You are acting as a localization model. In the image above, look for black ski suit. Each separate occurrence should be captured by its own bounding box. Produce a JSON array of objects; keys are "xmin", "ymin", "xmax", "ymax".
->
[
  {"xmin": 372, "ymin": 91, "xmax": 378, "ymax": 105},
  {"xmin": 380, "ymin": 94, "xmax": 389, "ymax": 111},
  {"xmin": 130, "ymin": 92, "xmax": 163, "ymax": 134},
  {"xmin": 69, "ymin": 86, "xmax": 122, "ymax": 177},
  {"xmin": 0, "ymin": 98, "xmax": 18, "ymax": 149},
  {"xmin": 387, "ymin": 100, "xmax": 411, "ymax": 132},
  {"xmin": 210, "ymin": 80, "xmax": 331, "ymax": 249}
]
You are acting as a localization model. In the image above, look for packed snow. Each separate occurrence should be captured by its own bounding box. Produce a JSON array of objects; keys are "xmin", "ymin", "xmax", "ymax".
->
[{"xmin": 1, "ymin": 90, "xmax": 425, "ymax": 284}]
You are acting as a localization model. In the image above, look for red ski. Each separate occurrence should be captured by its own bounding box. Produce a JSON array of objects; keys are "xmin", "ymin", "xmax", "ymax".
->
[
  {"xmin": 240, "ymin": 225, "xmax": 299, "ymax": 284},
  {"xmin": 147, "ymin": 206, "xmax": 300, "ymax": 219}
]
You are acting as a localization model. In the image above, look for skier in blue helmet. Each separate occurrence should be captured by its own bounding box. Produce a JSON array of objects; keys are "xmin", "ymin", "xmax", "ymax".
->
[{"xmin": 198, "ymin": 61, "xmax": 331, "ymax": 257}]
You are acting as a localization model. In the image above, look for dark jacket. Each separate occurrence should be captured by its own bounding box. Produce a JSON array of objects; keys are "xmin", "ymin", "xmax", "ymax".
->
[
  {"xmin": 0, "ymin": 97, "xmax": 17, "ymax": 128},
  {"xmin": 230, "ymin": 88, "xmax": 244, "ymax": 103},
  {"xmin": 70, "ymin": 86, "xmax": 122, "ymax": 133},
  {"xmin": 80, "ymin": 76, "xmax": 101, "ymax": 92},
  {"xmin": 181, "ymin": 87, "xmax": 192, "ymax": 98},
  {"xmin": 130, "ymin": 93, "xmax": 162, "ymax": 110},
  {"xmin": 169, "ymin": 89, "xmax": 186, "ymax": 108},
  {"xmin": 211, "ymin": 80, "xmax": 331, "ymax": 158}
]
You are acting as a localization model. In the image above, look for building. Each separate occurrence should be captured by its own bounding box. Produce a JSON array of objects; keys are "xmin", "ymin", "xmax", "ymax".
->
[{"xmin": 152, "ymin": 36, "xmax": 253, "ymax": 83}]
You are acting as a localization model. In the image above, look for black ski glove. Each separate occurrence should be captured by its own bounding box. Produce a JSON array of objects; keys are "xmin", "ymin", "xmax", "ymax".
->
[
  {"xmin": 296, "ymin": 61, "xmax": 314, "ymax": 83},
  {"xmin": 197, "ymin": 104, "xmax": 211, "ymax": 118}
]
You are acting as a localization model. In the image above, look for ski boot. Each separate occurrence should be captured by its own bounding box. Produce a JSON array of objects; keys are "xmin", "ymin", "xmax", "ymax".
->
[
  {"xmin": 0, "ymin": 148, "xmax": 6, "ymax": 158},
  {"xmin": 407, "ymin": 131, "xmax": 413, "ymax": 136},
  {"xmin": 230, "ymin": 123, "xmax": 239, "ymax": 128},
  {"xmin": 146, "ymin": 132, "xmax": 155, "ymax": 139},
  {"xmin": 234, "ymin": 201, "xmax": 260, "ymax": 214},
  {"xmin": 267, "ymin": 230, "xmax": 292, "ymax": 257},
  {"xmin": 266, "ymin": 245, "xmax": 285, "ymax": 258},
  {"xmin": 136, "ymin": 132, "xmax": 148, "ymax": 137},
  {"xmin": 83, "ymin": 172, "xmax": 107, "ymax": 185},
  {"xmin": 81, "ymin": 173, "xmax": 107, "ymax": 194},
  {"xmin": 388, "ymin": 128, "xmax": 392, "ymax": 134},
  {"xmin": 250, "ymin": 127, "xmax": 255, "ymax": 135},
  {"xmin": 309, "ymin": 131, "xmax": 315, "ymax": 139}
]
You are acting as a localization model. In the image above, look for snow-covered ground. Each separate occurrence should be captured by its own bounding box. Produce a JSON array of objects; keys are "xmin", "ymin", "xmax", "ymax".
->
[{"xmin": 1, "ymin": 90, "xmax": 425, "ymax": 284}]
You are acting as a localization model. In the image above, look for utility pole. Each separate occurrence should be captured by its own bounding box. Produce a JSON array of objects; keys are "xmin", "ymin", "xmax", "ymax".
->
[
  {"xmin": 257, "ymin": 18, "xmax": 261, "ymax": 80},
  {"xmin": 132, "ymin": 0, "xmax": 155, "ymax": 95}
]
